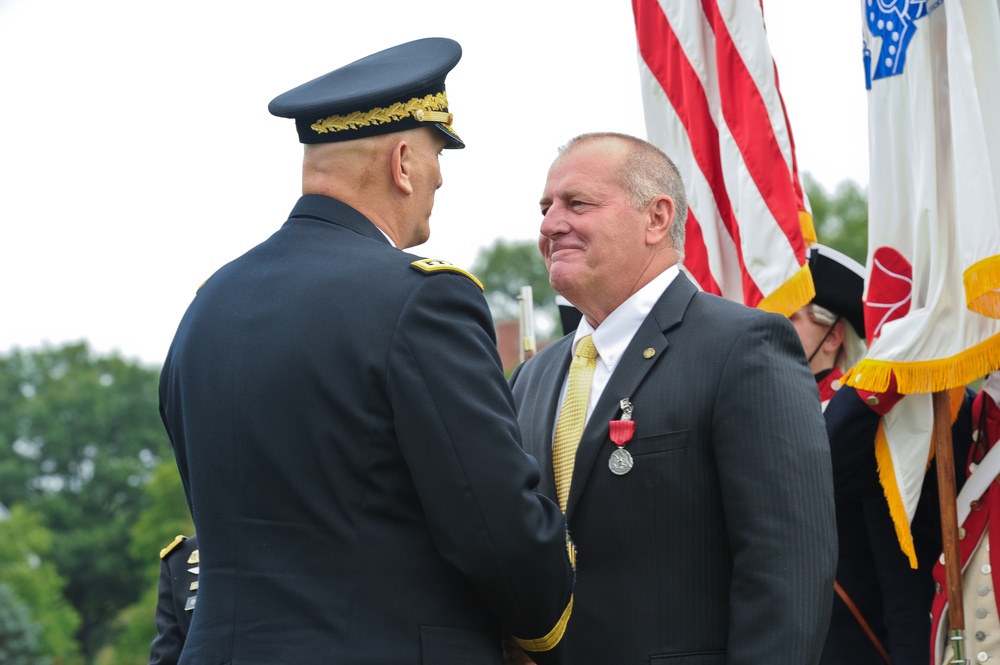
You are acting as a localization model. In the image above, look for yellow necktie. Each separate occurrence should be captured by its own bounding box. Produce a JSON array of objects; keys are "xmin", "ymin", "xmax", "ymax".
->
[{"xmin": 552, "ymin": 335, "xmax": 598, "ymax": 512}]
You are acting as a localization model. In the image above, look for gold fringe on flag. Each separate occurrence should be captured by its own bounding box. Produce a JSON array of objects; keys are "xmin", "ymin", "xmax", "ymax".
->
[
  {"xmin": 799, "ymin": 210, "xmax": 817, "ymax": 246},
  {"xmin": 756, "ymin": 262, "xmax": 816, "ymax": 318},
  {"xmin": 965, "ymin": 255, "xmax": 1000, "ymax": 318},
  {"xmin": 874, "ymin": 421, "xmax": 919, "ymax": 568},
  {"xmin": 875, "ymin": 387, "xmax": 966, "ymax": 568},
  {"xmin": 843, "ymin": 332, "xmax": 1000, "ymax": 394}
]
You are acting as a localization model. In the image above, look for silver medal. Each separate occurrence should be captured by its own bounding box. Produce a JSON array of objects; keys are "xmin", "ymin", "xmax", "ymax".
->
[{"xmin": 609, "ymin": 447, "xmax": 634, "ymax": 475}]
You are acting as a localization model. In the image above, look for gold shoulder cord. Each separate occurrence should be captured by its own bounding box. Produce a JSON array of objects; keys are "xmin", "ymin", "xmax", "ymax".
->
[
  {"xmin": 410, "ymin": 259, "xmax": 484, "ymax": 291},
  {"xmin": 159, "ymin": 534, "xmax": 186, "ymax": 559}
]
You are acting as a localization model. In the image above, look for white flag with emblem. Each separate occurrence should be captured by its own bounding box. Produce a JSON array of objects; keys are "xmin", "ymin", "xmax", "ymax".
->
[{"xmin": 844, "ymin": 0, "xmax": 1000, "ymax": 566}]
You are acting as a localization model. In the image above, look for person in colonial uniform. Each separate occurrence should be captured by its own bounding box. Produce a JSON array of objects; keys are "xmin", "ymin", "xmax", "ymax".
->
[
  {"xmin": 787, "ymin": 244, "xmax": 869, "ymax": 411},
  {"xmin": 796, "ymin": 245, "xmax": 973, "ymax": 665},
  {"xmin": 931, "ymin": 373, "xmax": 1000, "ymax": 665}
]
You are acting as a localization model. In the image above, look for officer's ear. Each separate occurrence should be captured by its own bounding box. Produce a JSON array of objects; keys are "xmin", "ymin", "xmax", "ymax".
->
[{"xmin": 390, "ymin": 138, "xmax": 414, "ymax": 196}]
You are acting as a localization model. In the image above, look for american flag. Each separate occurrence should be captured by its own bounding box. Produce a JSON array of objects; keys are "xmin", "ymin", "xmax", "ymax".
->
[{"xmin": 632, "ymin": 0, "xmax": 815, "ymax": 316}]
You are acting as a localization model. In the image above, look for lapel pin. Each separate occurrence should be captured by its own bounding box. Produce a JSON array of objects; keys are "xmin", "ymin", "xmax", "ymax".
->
[{"xmin": 643, "ymin": 348, "xmax": 655, "ymax": 359}]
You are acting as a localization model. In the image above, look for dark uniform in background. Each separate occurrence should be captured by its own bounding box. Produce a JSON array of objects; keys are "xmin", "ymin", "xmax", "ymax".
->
[
  {"xmin": 148, "ymin": 535, "xmax": 198, "ymax": 665},
  {"xmin": 158, "ymin": 38, "xmax": 574, "ymax": 665},
  {"xmin": 807, "ymin": 246, "xmax": 974, "ymax": 665},
  {"xmin": 823, "ymin": 385, "xmax": 972, "ymax": 664}
]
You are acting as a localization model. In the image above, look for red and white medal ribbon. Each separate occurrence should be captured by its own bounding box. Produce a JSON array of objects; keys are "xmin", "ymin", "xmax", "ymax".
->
[{"xmin": 609, "ymin": 399, "xmax": 636, "ymax": 475}]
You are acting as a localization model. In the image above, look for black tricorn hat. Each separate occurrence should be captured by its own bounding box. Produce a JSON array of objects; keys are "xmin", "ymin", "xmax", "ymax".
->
[
  {"xmin": 808, "ymin": 244, "xmax": 866, "ymax": 338},
  {"xmin": 268, "ymin": 37, "xmax": 464, "ymax": 149}
]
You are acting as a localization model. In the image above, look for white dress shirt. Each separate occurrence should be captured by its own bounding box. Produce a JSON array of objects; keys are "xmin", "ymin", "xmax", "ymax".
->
[{"xmin": 553, "ymin": 265, "xmax": 680, "ymax": 436}]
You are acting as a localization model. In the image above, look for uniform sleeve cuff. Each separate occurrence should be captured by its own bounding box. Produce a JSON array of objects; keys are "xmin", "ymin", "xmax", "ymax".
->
[
  {"xmin": 513, "ymin": 595, "xmax": 574, "ymax": 653},
  {"xmin": 855, "ymin": 371, "xmax": 903, "ymax": 416}
]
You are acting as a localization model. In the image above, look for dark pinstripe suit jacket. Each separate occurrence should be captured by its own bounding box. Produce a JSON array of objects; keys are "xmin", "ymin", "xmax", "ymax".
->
[{"xmin": 510, "ymin": 272, "xmax": 837, "ymax": 664}]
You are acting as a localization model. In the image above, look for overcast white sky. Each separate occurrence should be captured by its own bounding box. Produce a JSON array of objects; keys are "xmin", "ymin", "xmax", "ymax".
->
[{"xmin": 0, "ymin": 0, "xmax": 868, "ymax": 366}]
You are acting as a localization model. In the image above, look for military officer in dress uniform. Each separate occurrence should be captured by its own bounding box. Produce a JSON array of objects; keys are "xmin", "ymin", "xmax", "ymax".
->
[
  {"xmin": 798, "ymin": 245, "xmax": 973, "ymax": 665},
  {"xmin": 159, "ymin": 38, "xmax": 574, "ymax": 665},
  {"xmin": 931, "ymin": 373, "xmax": 1000, "ymax": 665},
  {"xmin": 148, "ymin": 534, "xmax": 199, "ymax": 665}
]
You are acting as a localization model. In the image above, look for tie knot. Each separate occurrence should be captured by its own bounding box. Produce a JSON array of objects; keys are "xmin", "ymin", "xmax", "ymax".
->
[{"xmin": 575, "ymin": 335, "xmax": 598, "ymax": 361}]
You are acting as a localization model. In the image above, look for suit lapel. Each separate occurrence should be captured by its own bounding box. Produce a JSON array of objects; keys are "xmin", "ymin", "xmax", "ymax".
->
[{"xmin": 564, "ymin": 274, "xmax": 697, "ymax": 518}]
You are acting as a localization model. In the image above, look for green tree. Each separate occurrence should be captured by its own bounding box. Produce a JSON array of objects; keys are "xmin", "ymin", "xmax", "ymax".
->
[
  {"xmin": 0, "ymin": 583, "xmax": 48, "ymax": 665},
  {"xmin": 99, "ymin": 462, "xmax": 193, "ymax": 665},
  {"xmin": 0, "ymin": 506, "xmax": 82, "ymax": 664},
  {"xmin": 0, "ymin": 343, "xmax": 170, "ymax": 661},
  {"xmin": 471, "ymin": 239, "xmax": 558, "ymax": 334},
  {"xmin": 804, "ymin": 173, "xmax": 869, "ymax": 265}
]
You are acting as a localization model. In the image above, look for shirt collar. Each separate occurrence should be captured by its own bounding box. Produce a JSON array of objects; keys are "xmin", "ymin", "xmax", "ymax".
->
[{"xmin": 572, "ymin": 265, "xmax": 680, "ymax": 371}]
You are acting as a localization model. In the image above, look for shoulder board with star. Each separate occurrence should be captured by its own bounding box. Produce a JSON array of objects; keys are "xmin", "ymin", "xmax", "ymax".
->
[
  {"xmin": 159, "ymin": 534, "xmax": 188, "ymax": 559},
  {"xmin": 409, "ymin": 259, "xmax": 483, "ymax": 291}
]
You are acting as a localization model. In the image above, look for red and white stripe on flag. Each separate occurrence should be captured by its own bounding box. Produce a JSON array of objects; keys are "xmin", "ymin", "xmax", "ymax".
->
[
  {"xmin": 631, "ymin": 0, "xmax": 815, "ymax": 315},
  {"xmin": 843, "ymin": 0, "xmax": 1000, "ymax": 566}
]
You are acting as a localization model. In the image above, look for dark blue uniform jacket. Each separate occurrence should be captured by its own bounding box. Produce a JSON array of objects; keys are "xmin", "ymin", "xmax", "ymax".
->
[{"xmin": 159, "ymin": 195, "xmax": 574, "ymax": 665}]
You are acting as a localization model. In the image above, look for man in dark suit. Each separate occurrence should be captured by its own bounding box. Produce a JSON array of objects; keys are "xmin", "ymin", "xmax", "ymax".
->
[
  {"xmin": 159, "ymin": 38, "xmax": 574, "ymax": 665},
  {"xmin": 148, "ymin": 535, "xmax": 198, "ymax": 665},
  {"xmin": 509, "ymin": 132, "xmax": 837, "ymax": 664}
]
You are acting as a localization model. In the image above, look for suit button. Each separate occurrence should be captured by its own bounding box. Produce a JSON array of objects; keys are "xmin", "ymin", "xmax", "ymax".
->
[
  {"xmin": 866, "ymin": 395, "xmax": 880, "ymax": 406},
  {"xmin": 985, "ymin": 565, "xmax": 994, "ymax": 575},
  {"xmin": 978, "ymin": 608, "xmax": 989, "ymax": 619},
  {"xmin": 977, "ymin": 631, "xmax": 987, "ymax": 641},
  {"xmin": 979, "ymin": 585, "xmax": 990, "ymax": 597},
  {"xmin": 977, "ymin": 651, "xmax": 988, "ymax": 662}
]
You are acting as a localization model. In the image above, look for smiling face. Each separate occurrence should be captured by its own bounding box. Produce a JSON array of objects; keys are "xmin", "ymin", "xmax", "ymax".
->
[{"xmin": 538, "ymin": 137, "xmax": 675, "ymax": 324}]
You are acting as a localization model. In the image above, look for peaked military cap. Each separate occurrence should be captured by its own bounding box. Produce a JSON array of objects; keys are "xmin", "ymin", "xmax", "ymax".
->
[
  {"xmin": 268, "ymin": 37, "xmax": 464, "ymax": 149},
  {"xmin": 808, "ymin": 243, "xmax": 866, "ymax": 338}
]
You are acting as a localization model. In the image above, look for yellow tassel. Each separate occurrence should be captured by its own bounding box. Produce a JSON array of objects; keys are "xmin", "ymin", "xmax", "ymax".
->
[
  {"xmin": 756, "ymin": 262, "xmax": 816, "ymax": 318},
  {"xmin": 871, "ymin": 387, "xmax": 965, "ymax": 569},
  {"xmin": 800, "ymin": 210, "xmax": 818, "ymax": 246},
  {"xmin": 965, "ymin": 255, "xmax": 1000, "ymax": 318},
  {"xmin": 874, "ymin": 421, "xmax": 919, "ymax": 568},
  {"xmin": 949, "ymin": 385, "xmax": 966, "ymax": 421},
  {"xmin": 844, "ymin": 332, "xmax": 1000, "ymax": 394}
]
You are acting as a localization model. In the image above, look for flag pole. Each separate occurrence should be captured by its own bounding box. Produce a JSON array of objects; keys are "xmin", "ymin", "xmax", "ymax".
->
[
  {"xmin": 933, "ymin": 390, "xmax": 966, "ymax": 663},
  {"xmin": 518, "ymin": 286, "xmax": 536, "ymax": 362}
]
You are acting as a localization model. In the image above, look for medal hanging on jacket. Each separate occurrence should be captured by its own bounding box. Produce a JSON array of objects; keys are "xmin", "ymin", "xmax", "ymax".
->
[{"xmin": 609, "ymin": 398, "xmax": 635, "ymax": 475}]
